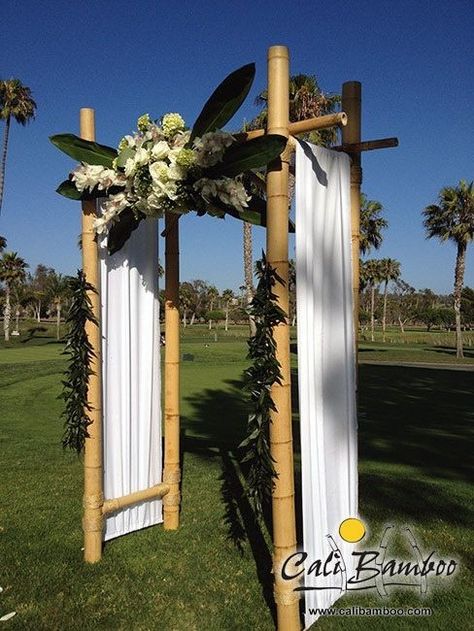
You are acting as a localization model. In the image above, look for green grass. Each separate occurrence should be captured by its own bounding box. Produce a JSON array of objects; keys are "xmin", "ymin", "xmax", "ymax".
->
[{"xmin": 0, "ymin": 332, "xmax": 472, "ymax": 629}]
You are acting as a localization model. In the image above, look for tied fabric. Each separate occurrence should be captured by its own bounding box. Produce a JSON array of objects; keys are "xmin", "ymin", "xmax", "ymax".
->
[
  {"xmin": 295, "ymin": 142, "xmax": 358, "ymax": 628},
  {"xmin": 99, "ymin": 214, "xmax": 163, "ymax": 540}
]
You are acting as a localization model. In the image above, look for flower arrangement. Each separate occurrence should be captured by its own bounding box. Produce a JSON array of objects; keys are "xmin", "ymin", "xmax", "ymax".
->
[
  {"xmin": 51, "ymin": 64, "xmax": 289, "ymax": 254},
  {"xmin": 70, "ymin": 112, "xmax": 251, "ymax": 237}
]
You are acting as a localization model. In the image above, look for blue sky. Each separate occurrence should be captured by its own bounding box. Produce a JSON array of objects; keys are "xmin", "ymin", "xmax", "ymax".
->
[{"xmin": 2, "ymin": 0, "xmax": 473, "ymax": 293}]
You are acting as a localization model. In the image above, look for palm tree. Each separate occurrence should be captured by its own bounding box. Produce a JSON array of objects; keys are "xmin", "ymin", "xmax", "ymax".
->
[
  {"xmin": 207, "ymin": 285, "xmax": 219, "ymax": 330},
  {"xmin": 361, "ymin": 259, "xmax": 383, "ymax": 342},
  {"xmin": 47, "ymin": 272, "xmax": 71, "ymax": 340},
  {"xmin": 246, "ymin": 73, "xmax": 340, "ymax": 338},
  {"xmin": 423, "ymin": 180, "xmax": 474, "ymax": 358},
  {"xmin": 0, "ymin": 79, "xmax": 37, "ymax": 213},
  {"xmin": 0, "ymin": 252, "xmax": 28, "ymax": 341},
  {"xmin": 0, "ymin": 235, "xmax": 6, "ymax": 252},
  {"xmin": 378, "ymin": 258, "xmax": 401, "ymax": 341},
  {"xmin": 251, "ymin": 73, "xmax": 340, "ymax": 146},
  {"xmin": 179, "ymin": 282, "xmax": 194, "ymax": 327},
  {"xmin": 221, "ymin": 289, "xmax": 235, "ymax": 332},
  {"xmin": 360, "ymin": 193, "xmax": 388, "ymax": 255}
]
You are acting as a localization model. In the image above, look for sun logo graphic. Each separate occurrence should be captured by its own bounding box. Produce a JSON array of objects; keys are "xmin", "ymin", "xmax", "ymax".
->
[{"xmin": 338, "ymin": 517, "xmax": 366, "ymax": 544}]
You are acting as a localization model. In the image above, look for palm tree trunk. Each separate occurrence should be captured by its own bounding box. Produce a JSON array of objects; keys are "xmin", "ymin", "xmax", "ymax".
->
[
  {"xmin": 454, "ymin": 241, "xmax": 466, "ymax": 359},
  {"xmin": 370, "ymin": 285, "xmax": 375, "ymax": 342},
  {"xmin": 225, "ymin": 304, "xmax": 229, "ymax": 331},
  {"xmin": 243, "ymin": 221, "xmax": 257, "ymax": 336},
  {"xmin": 382, "ymin": 280, "xmax": 388, "ymax": 342},
  {"xmin": 190, "ymin": 312, "xmax": 195, "ymax": 326},
  {"xmin": 56, "ymin": 300, "xmax": 61, "ymax": 341},
  {"xmin": 182, "ymin": 309, "xmax": 187, "ymax": 327},
  {"xmin": 4, "ymin": 285, "xmax": 11, "ymax": 341},
  {"xmin": 15, "ymin": 308, "xmax": 20, "ymax": 331},
  {"xmin": 0, "ymin": 116, "xmax": 11, "ymax": 214}
]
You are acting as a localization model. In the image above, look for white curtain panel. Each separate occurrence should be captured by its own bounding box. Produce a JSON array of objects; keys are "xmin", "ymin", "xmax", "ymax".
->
[
  {"xmin": 99, "ymin": 215, "xmax": 163, "ymax": 541},
  {"xmin": 295, "ymin": 142, "xmax": 358, "ymax": 627}
]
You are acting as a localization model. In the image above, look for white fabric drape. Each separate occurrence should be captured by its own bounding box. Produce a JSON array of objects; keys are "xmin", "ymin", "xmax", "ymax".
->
[
  {"xmin": 100, "ymin": 216, "xmax": 163, "ymax": 541},
  {"xmin": 295, "ymin": 142, "xmax": 358, "ymax": 628}
]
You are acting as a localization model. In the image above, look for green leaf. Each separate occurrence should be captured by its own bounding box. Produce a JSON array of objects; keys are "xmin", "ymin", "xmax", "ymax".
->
[
  {"xmin": 190, "ymin": 63, "xmax": 255, "ymax": 142},
  {"xmin": 206, "ymin": 135, "xmax": 287, "ymax": 178},
  {"xmin": 56, "ymin": 180, "xmax": 82, "ymax": 200},
  {"xmin": 50, "ymin": 134, "xmax": 117, "ymax": 167},
  {"xmin": 56, "ymin": 180, "xmax": 125, "ymax": 202},
  {"xmin": 107, "ymin": 208, "xmax": 144, "ymax": 255},
  {"xmin": 115, "ymin": 146, "xmax": 135, "ymax": 168}
]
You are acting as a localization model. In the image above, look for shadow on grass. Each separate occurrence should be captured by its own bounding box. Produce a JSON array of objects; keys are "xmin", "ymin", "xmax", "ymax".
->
[
  {"xmin": 431, "ymin": 346, "xmax": 474, "ymax": 358},
  {"xmin": 180, "ymin": 364, "xmax": 473, "ymax": 622},
  {"xmin": 181, "ymin": 379, "xmax": 276, "ymax": 623},
  {"xmin": 358, "ymin": 365, "xmax": 473, "ymax": 482}
]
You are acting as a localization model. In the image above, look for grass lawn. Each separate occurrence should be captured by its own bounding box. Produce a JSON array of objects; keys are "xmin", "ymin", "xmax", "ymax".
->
[{"xmin": 0, "ymin": 328, "xmax": 472, "ymax": 629}]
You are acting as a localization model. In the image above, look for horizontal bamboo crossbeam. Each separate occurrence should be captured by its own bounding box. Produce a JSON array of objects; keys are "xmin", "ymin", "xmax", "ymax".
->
[
  {"xmin": 102, "ymin": 483, "xmax": 170, "ymax": 515},
  {"xmin": 240, "ymin": 112, "xmax": 347, "ymax": 141},
  {"xmin": 332, "ymin": 137, "xmax": 398, "ymax": 153}
]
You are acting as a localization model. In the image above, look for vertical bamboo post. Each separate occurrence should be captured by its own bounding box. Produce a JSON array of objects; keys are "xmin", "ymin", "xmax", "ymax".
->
[
  {"xmin": 266, "ymin": 46, "xmax": 300, "ymax": 631},
  {"xmin": 163, "ymin": 214, "xmax": 181, "ymax": 529},
  {"xmin": 342, "ymin": 82, "xmax": 362, "ymax": 355},
  {"xmin": 80, "ymin": 108, "xmax": 104, "ymax": 563}
]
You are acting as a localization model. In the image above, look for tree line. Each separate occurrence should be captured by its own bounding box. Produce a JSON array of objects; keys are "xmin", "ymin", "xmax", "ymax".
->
[{"xmin": 2, "ymin": 76, "xmax": 473, "ymax": 356}]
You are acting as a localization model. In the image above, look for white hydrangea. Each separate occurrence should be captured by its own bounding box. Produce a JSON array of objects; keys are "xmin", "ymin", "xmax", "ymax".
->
[
  {"xmin": 152, "ymin": 179, "xmax": 178, "ymax": 201},
  {"xmin": 193, "ymin": 131, "xmax": 234, "ymax": 167},
  {"xmin": 194, "ymin": 177, "xmax": 249, "ymax": 213},
  {"xmin": 172, "ymin": 130, "xmax": 191, "ymax": 148},
  {"xmin": 94, "ymin": 192, "xmax": 129, "ymax": 234},
  {"xmin": 72, "ymin": 164, "xmax": 125, "ymax": 192}
]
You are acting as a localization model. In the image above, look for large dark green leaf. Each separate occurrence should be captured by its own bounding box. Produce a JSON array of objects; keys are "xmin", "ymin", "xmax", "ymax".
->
[
  {"xmin": 190, "ymin": 63, "xmax": 255, "ymax": 142},
  {"xmin": 107, "ymin": 209, "xmax": 144, "ymax": 255},
  {"xmin": 56, "ymin": 180, "xmax": 82, "ymax": 200},
  {"xmin": 56, "ymin": 179, "xmax": 124, "ymax": 202},
  {"xmin": 206, "ymin": 135, "xmax": 287, "ymax": 178},
  {"xmin": 50, "ymin": 134, "xmax": 117, "ymax": 167}
]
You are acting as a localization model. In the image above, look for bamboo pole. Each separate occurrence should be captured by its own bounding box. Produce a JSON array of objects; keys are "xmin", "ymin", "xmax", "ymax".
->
[
  {"xmin": 163, "ymin": 214, "xmax": 181, "ymax": 529},
  {"xmin": 332, "ymin": 137, "xmax": 398, "ymax": 153},
  {"xmin": 80, "ymin": 108, "xmax": 104, "ymax": 563},
  {"xmin": 241, "ymin": 111, "xmax": 347, "ymax": 141},
  {"xmin": 103, "ymin": 483, "xmax": 170, "ymax": 515},
  {"xmin": 266, "ymin": 45, "xmax": 301, "ymax": 631},
  {"xmin": 342, "ymin": 82, "xmax": 362, "ymax": 358}
]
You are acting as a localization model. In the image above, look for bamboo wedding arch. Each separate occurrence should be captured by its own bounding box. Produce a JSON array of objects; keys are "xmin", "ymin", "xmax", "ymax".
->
[{"xmin": 79, "ymin": 45, "xmax": 397, "ymax": 630}]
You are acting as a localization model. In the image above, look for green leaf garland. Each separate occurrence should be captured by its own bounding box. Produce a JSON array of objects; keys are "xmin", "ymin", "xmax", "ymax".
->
[
  {"xmin": 59, "ymin": 270, "xmax": 97, "ymax": 453},
  {"xmin": 239, "ymin": 253, "xmax": 287, "ymax": 519}
]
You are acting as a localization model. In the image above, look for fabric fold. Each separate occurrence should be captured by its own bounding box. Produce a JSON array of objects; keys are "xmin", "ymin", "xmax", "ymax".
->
[
  {"xmin": 99, "ymin": 215, "xmax": 163, "ymax": 541},
  {"xmin": 295, "ymin": 141, "xmax": 358, "ymax": 628}
]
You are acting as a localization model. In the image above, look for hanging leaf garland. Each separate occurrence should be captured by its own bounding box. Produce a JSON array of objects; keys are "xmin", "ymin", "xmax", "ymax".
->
[
  {"xmin": 59, "ymin": 270, "xmax": 97, "ymax": 453},
  {"xmin": 239, "ymin": 253, "xmax": 287, "ymax": 519}
]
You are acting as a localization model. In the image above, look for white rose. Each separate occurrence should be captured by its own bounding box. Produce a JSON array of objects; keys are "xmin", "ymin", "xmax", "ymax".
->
[
  {"xmin": 134, "ymin": 147, "xmax": 150, "ymax": 167},
  {"xmin": 151, "ymin": 140, "xmax": 170, "ymax": 160},
  {"xmin": 149, "ymin": 160, "xmax": 170, "ymax": 183}
]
